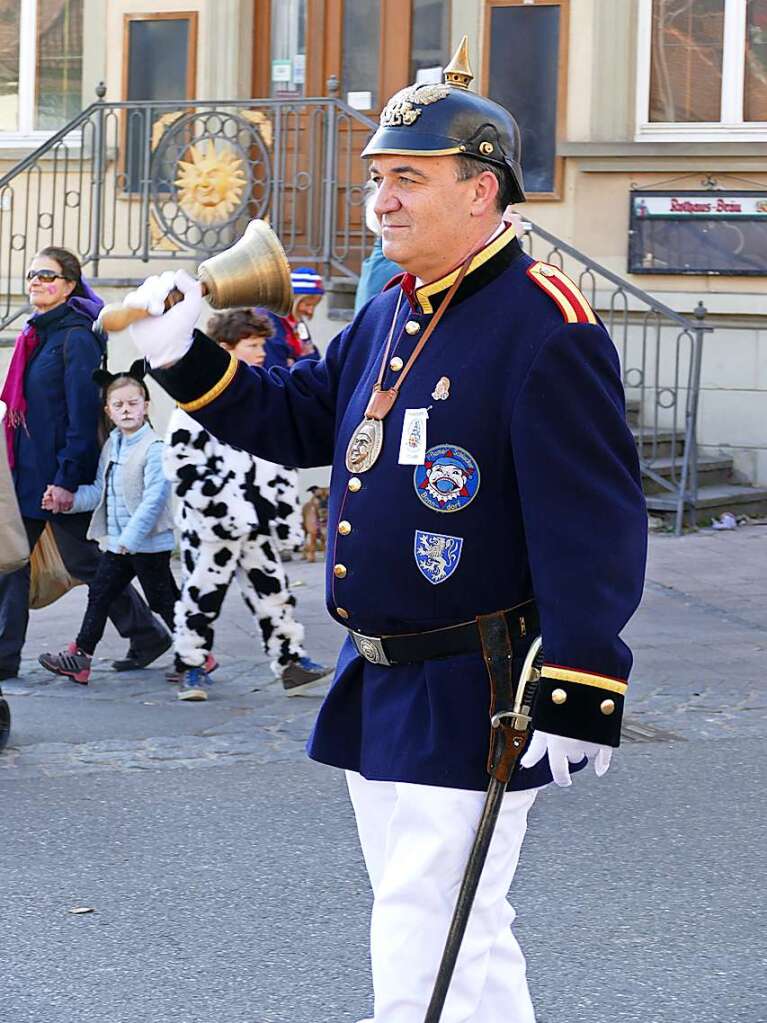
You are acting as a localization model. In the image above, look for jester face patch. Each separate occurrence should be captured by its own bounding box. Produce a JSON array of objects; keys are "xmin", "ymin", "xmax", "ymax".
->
[{"xmin": 413, "ymin": 444, "xmax": 480, "ymax": 513}]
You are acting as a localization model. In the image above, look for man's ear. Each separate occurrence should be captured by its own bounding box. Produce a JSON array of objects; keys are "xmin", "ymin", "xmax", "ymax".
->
[{"xmin": 469, "ymin": 170, "xmax": 501, "ymax": 217}]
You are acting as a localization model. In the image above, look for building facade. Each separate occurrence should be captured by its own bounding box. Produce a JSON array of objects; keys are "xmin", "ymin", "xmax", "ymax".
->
[{"xmin": 0, "ymin": 0, "xmax": 765, "ymax": 492}]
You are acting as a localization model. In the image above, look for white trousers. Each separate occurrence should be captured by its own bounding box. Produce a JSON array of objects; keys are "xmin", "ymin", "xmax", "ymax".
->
[{"xmin": 346, "ymin": 771, "xmax": 538, "ymax": 1023}]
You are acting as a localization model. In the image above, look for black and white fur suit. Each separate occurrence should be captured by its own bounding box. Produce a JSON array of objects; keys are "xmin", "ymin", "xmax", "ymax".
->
[{"xmin": 163, "ymin": 408, "xmax": 306, "ymax": 674}]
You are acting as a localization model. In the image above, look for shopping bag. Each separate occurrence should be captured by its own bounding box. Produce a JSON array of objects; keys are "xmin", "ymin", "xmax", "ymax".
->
[
  {"xmin": 29, "ymin": 522, "xmax": 83, "ymax": 609},
  {"xmin": 0, "ymin": 399, "xmax": 30, "ymax": 575}
]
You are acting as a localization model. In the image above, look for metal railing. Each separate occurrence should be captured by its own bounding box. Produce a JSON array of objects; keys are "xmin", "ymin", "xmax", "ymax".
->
[
  {"xmin": 0, "ymin": 86, "xmax": 708, "ymax": 532},
  {"xmin": 521, "ymin": 222, "xmax": 710, "ymax": 534},
  {"xmin": 0, "ymin": 84, "xmax": 379, "ymax": 324}
]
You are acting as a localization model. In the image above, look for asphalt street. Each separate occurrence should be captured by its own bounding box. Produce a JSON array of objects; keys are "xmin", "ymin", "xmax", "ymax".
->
[{"xmin": 1, "ymin": 527, "xmax": 766, "ymax": 1023}]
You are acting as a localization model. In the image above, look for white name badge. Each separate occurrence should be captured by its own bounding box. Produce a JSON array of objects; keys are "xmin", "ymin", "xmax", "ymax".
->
[{"xmin": 398, "ymin": 408, "xmax": 429, "ymax": 465}]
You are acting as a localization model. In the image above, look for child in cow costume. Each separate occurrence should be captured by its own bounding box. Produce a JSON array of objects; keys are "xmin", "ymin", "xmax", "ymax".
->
[{"xmin": 163, "ymin": 309, "xmax": 329, "ymax": 701}]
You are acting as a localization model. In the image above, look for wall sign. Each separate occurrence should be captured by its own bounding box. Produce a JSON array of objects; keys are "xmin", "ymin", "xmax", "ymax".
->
[{"xmin": 629, "ymin": 190, "xmax": 767, "ymax": 276}]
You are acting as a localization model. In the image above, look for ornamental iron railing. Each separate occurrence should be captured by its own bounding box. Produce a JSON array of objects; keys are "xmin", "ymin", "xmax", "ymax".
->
[
  {"xmin": 0, "ymin": 86, "xmax": 708, "ymax": 532},
  {"xmin": 0, "ymin": 84, "xmax": 379, "ymax": 327},
  {"xmin": 520, "ymin": 222, "xmax": 709, "ymax": 534}
]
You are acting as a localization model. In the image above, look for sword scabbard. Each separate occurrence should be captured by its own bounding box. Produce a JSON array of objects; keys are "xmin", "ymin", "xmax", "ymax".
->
[{"xmin": 478, "ymin": 612, "xmax": 541, "ymax": 785}]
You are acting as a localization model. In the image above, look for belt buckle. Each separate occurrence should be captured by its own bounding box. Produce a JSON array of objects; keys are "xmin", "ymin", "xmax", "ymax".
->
[{"xmin": 352, "ymin": 632, "xmax": 391, "ymax": 666}]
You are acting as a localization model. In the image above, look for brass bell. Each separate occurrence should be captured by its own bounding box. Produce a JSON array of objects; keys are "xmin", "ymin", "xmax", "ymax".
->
[{"xmin": 99, "ymin": 219, "xmax": 293, "ymax": 333}]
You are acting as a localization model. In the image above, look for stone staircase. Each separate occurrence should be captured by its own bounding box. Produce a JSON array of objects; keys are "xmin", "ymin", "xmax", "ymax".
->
[
  {"xmin": 627, "ymin": 399, "xmax": 767, "ymax": 526},
  {"xmin": 326, "ymin": 277, "xmax": 357, "ymax": 321}
]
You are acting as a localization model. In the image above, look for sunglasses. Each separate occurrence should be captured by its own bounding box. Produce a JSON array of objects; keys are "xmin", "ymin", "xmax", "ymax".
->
[{"xmin": 26, "ymin": 269, "xmax": 70, "ymax": 283}]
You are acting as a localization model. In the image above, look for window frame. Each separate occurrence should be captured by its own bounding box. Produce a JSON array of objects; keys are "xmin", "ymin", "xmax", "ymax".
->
[
  {"xmin": 636, "ymin": 0, "xmax": 767, "ymax": 141},
  {"xmin": 481, "ymin": 0, "xmax": 570, "ymax": 202},
  {"xmin": 119, "ymin": 12, "xmax": 199, "ymax": 193},
  {"xmin": 121, "ymin": 12, "xmax": 198, "ymax": 107},
  {"xmin": 0, "ymin": 0, "xmax": 84, "ymax": 148}
]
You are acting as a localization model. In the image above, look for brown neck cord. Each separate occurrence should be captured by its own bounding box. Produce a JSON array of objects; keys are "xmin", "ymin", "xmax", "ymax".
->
[{"xmin": 365, "ymin": 252, "xmax": 474, "ymax": 421}]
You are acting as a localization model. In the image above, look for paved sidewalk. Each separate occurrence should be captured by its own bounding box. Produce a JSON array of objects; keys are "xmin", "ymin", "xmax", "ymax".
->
[
  {"xmin": 2, "ymin": 524, "xmax": 766, "ymax": 775},
  {"xmin": 1, "ymin": 555, "xmax": 344, "ymax": 776},
  {"xmin": 2, "ymin": 526, "xmax": 765, "ymax": 1023}
]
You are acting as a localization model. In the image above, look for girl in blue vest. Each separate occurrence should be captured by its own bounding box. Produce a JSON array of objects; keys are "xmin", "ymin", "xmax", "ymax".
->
[{"xmin": 38, "ymin": 362, "xmax": 177, "ymax": 685}]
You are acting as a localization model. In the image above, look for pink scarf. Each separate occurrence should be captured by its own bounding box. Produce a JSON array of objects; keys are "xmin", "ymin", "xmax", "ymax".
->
[{"xmin": 1, "ymin": 322, "xmax": 39, "ymax": 470}]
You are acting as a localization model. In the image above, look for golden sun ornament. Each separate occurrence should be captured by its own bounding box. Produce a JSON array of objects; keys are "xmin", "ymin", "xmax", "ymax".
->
[{"xmin": 175, "ymin": 140, "xmax": 247, "ymax": 225}]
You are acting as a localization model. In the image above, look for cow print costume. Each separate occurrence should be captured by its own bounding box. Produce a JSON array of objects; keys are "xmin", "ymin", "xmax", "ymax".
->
[
  {"xmin": 269, "ymin": 466, "xmax": 304, "ymax": 555},
  {"xmin": 163, "ymin": 409, "xmax": 306, "ymax": 675}
]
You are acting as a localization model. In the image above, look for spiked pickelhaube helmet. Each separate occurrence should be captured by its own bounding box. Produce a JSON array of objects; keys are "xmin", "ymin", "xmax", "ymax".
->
[{"xmin": 361, "ymin": 37, "xmax": 525, "ymax": 205}]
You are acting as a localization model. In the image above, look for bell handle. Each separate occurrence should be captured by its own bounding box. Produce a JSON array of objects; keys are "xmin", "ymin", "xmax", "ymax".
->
[{"xmin": 99, "ymin": 280, "xmax": 209, "ymax": 333}]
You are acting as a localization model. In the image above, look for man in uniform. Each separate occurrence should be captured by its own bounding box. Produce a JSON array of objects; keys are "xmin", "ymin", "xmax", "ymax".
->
[{"xmin": 121, "ymin": 39, "xmax": 647, "ymax": 1023}]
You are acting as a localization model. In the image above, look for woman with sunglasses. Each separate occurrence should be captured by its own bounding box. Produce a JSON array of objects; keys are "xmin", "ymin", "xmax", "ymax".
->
[{"xmin": 0, "ymin": 247, "xmax": 171, "ymax": 681}]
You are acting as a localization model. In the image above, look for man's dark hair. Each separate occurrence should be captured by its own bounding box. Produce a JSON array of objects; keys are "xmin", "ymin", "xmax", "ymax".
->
[
  {"xmin": 454, "ymin": 156, "xmax": 511, "ymax": 212},
  {"xmin": 207, "ymin": 308, "xmax": 276, "ymax": 345}
]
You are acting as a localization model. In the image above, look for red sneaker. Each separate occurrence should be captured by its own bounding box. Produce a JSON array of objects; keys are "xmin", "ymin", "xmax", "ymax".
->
[{"xmin": 38, "ymin": 643, "xmax": 92, "ymax": 685}]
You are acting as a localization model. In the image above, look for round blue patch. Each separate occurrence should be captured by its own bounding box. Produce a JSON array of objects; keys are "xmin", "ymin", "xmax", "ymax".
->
[{"xmin": 413, "ymin": 444, "xmax": 480, "ymax": 513}]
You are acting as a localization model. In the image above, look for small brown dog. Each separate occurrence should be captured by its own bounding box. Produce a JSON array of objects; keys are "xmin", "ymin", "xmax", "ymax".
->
[{"xmin": 302, "ymin": 485, "xmax": 329, "ymax": 562}]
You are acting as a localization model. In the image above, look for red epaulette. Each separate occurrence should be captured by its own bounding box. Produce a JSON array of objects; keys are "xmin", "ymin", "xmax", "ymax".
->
[{"xmin": 526, "ymin": 261, "xmax": 597, "ymax": 325}]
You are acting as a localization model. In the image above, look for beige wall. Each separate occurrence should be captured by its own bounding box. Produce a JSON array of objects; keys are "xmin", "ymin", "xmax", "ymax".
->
[{"xmin": 697, "ymin": 327, "xmax": 767, "ymax": 486}]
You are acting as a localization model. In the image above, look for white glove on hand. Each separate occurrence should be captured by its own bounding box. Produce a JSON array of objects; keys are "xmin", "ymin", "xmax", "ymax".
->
[
  {"xmin": 520, "ymin": 729, "xmax": 613, "ymax": 787},
  {"xmin": 125, "ymin": 269, "xmax": 202, "ymax": 368}
]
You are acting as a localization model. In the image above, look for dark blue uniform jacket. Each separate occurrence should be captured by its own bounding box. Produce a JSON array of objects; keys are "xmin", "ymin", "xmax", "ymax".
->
[
  {"xmin": 13, "ymin": 302, "xmax": 105, "ymax": 520},
  {"xmin": 255, "ymin": 309, "xmax": 322, "ymax": 371},
  {"xmin": 155, "ymin": 227, "xmax": 648, "ymax": 791}
]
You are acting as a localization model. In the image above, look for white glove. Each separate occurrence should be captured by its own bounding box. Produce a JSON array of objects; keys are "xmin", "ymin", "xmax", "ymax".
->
[
  {"xmin": 520, "ymin": 729, "xmax": 613, "ymax": 787},
  {"xmin": 125, "ymin": 269, "xmax": 203, "ymax": 368}
]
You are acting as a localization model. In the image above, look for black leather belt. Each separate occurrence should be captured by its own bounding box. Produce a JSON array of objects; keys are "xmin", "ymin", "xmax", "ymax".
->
[{"xmin": 348, "ymin": 600, "xmax": 538, "ymax": 667}]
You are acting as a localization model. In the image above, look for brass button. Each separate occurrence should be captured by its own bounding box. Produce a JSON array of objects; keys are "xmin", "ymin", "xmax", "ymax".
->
[
  {"xmin": 479, "ymin": 141, "xmax": 494, "ymax": 155},
  {"xmin": 333, "ymin": 563, "xmax": 347, "ymax": 579},
  {"xmin": 540, "ymin": 265, "xmax": 556, "ymax": 277},
  {"xmin": 600, "ymin": 698, "xmax": 616, "ymax": 716},
  {"xmin": 389, "ymin": 356, "xmax": 404, "ymax": 372},
  {"xmin": 336, "ymin": 607, "xmax": 350, "ymax": 620},
  {"xmin": 338, "ymin": 520, "xmax": 351, "ymax": 536},
  {"xmin": 348, "ymin": 477, "xmax": 362, "ymax": 493},
  {"xmin": 405, "ymin": 320, "xmax": 420, "ymax": 335},
  {"xmin": 551, "ymin": 688, "xmax": 568, "ymax": 705}
]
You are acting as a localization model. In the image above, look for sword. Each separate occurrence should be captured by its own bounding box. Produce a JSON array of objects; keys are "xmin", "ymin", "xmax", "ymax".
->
[{"xmin": 423, "ymin": 633, "xmax": 543, "ymax": 1023}]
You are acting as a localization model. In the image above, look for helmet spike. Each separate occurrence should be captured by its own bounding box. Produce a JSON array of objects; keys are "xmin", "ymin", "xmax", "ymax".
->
[{"xmin": 443, "ymin": 36, "xmax": 474, "ymax": 90}]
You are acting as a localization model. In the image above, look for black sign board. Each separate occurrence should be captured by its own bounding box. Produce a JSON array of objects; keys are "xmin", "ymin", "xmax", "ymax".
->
[{"xmin": 628, "ymin": 190, "xmax": 767, "ymax": 276}]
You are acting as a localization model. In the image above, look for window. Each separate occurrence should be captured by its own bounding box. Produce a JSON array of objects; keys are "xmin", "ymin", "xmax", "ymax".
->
[
  {"xmin": 745, "ymin": 0, "xmax": 767, "ymax": 119},
  {"xmin": 270, "ymin": 0, "xmax": 307, "ymax": 98},
  {"xmin": 123, "ymin": 13, "xmax": 198, "ymax": 192},
  {"xmin": 483, "ymin": 0, "xmax": 568, "ymax": 198},
  {"xmin": 637, "ymin": 0, "xmax": 767, "ymax": 139},
  {"xmin": 342, "ymin": 0, "xmax": 382, "ymax": 108},
  {"xmin": 410, "ymin": 0, "xmax": 451, "ymax": 83},
  {"xmin": 0, "ymin": 0, "xmax": 83, "ymax": 137}
]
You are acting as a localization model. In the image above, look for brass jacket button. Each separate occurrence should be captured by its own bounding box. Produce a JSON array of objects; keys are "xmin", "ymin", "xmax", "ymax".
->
[
  {"xmin": 336, "ymin": 607, "xmax": 350, "ymax": 620},
  {"xmin": 338, "ymin": 520, "xmax": 351, "ymax": 536},
  {"xmin": 348, "ymin": 477, "xmax": 362, "ymax": 492},
  {"xmin": 600, "ymin": 699, "xmax": 616, "ymax": 715},
  {"xmin": 551, "ymin": 688, "xmax": 568, "ymax": 705},
  {"xmin": 334, "ymin": 564, "xmax": 348, "ymax": 579},
  {"xmin": 390, "ymin": 356, "xmax": 404, "ymax": 372},
  {"xmin": 405, "ymin": 320, "xmax": 420, "ymax": 335}
]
